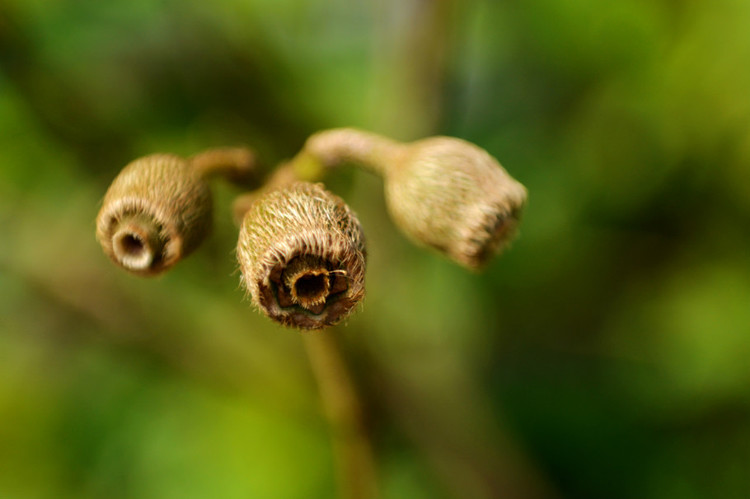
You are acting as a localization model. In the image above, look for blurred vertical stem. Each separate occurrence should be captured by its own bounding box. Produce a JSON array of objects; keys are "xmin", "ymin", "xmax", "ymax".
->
[
  {"xmin": 372, "ymin": 0, "xmax": 457, "ymax": 136},
  {"xmin": 303, "ymin": 331, "xmax": 378, "ymax": 499}
]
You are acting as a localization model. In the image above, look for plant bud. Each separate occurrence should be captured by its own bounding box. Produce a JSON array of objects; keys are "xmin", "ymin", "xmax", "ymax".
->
[
  {"xmin": 384, "ymin": 136, "xmax": 527, "ymax": 270},
  {"xmin": 96, "ymin": 154, "xmax": 213, "ymax": 276},
  {"xmin": 237, "ymin": 182, "xmax": 366, "ymax": 330}
]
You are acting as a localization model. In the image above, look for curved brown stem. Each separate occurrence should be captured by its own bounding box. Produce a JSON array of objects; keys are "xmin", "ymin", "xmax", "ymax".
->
[
  {"xmin": 303, "ymin": 330, "xmax": 378, "ymax": 499},
  {"xmin": 191, "ymin": 147, "xmax": 261, "ymax": 187},
  {"xmin": 291, "ymin": 128, "xmax": 404, "ymax": 177}
]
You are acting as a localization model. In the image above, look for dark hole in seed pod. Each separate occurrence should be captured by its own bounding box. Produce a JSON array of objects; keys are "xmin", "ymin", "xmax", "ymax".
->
[
  {"xmin": 117, "ymin": 233, "xmax": 146, "ymax": 257},
  {"xmin": 293, "ymin": 273, "xmax": 329, "ymax": 301}
]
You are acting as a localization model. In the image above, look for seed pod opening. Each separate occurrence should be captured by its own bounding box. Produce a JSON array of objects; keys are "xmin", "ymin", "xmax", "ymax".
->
[
  {"xmin": 237, "ymin": 182, "xmax": 366, "ymax": 330},
  {"xmin": 384, "ymin": 136, "xmax": 527, "ymax": 271},
  {"xmin": 96, "ymin": 154, "xmax": 213, "ymax": 276}
]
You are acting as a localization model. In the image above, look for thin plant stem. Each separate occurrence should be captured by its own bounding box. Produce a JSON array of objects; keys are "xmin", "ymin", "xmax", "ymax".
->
[
  {"xmin": 303, "ymin": 330, "xmax": 378, "ymax": 499},
  {"xmin": 191, "ymin": 147, "xmax": 261, "ymax": 187}
]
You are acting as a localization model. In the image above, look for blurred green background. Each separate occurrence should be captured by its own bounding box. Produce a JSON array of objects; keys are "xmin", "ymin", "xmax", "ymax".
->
[{"xmin": 2, "ymin": 0, "xmax": 750, "ymax": 498}]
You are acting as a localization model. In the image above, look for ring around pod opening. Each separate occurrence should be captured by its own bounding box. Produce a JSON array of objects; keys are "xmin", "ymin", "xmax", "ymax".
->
[
  {"xmin": 237, "ymin": 182, "xmax": 366, "ymax": 330},
  {"xmin": 96, "ymin": 154, "xmax": 213, "ymax": 276}
]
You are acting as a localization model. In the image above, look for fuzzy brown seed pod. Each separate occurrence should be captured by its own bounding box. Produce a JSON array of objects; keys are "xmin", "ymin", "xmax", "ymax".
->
[
  {"xmin": 237, "ymin": 182, "xmax": 366, "ymax": 330},
  {"xmin": 384, "ymin": 136, "xmax": 527, "ymax": 270},
  {"xmin": 301, "ymin": 128, "xmax": 527, "ymax": 270},
  {"xmin": 96, "ymin": 154, "xmax": 213, "ymax": 276}
]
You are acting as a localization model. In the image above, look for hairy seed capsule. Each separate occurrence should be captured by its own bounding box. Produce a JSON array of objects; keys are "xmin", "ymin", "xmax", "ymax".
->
[
  {"xmin": 96, "ymin": 154, "xmax": 213, "ymax": 276},
  {"xmin": 384, "ymin": 136, "xmax": 527, "ymax": 270},
  {"xmin": 302, "ymin": 129, "xmax": 527, "ymax": 270},
  {"xmin": 237, "ymin": 182, "xmax": 366, "ymax": 330}
]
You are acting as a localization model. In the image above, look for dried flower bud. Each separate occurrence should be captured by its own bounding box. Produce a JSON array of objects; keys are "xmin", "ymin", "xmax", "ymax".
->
[
  {"xmin": 96, "ymin": 154, "xmax": 213, "ymax": 276},
  {"xmin": 237, "ymin": 182, "xmax": 366, "ymax": 330},
  {"xmin": 300, "ymin": 128, "xmax": 527, "ymax": 270},
  {"xmin": 385, "ymin": 137, "xmax": 527, "ymax": 270}
]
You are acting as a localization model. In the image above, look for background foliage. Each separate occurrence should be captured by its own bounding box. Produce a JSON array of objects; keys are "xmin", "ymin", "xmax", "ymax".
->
[{"xmin": 2, "ymin": 0, "xmax": 750, "ymax": 498}]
